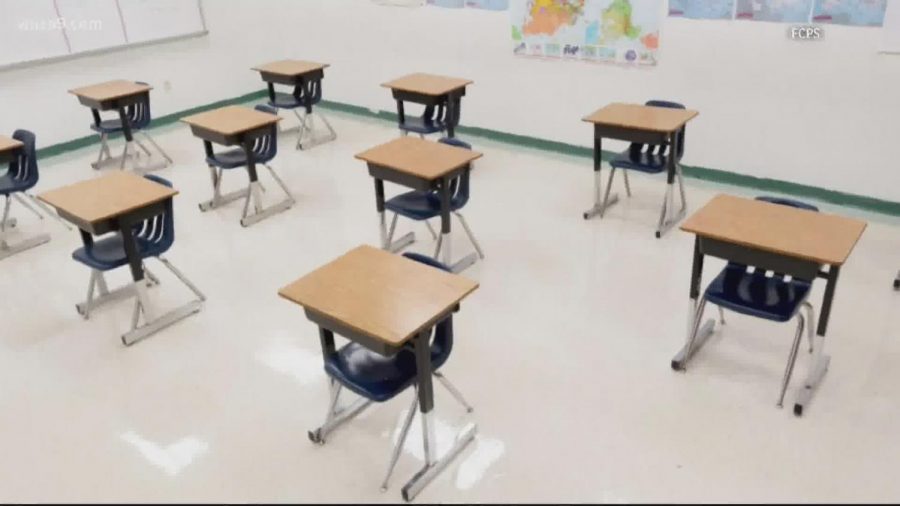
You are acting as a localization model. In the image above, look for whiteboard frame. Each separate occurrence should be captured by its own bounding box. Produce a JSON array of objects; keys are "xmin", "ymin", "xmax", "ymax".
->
[{"xmin": 0, "ymin": 0, "xmax": 208, "ymax": 72}]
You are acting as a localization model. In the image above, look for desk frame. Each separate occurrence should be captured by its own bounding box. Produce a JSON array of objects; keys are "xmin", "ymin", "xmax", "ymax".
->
[
  {"xmin": 258, "ymin": 68, "xmax": 337, "ymax": 149},
  {"xmin": 186, "ymin": 122, "xmax": 294, "ymax": 227},
  {"xmin": 367, "ymin": 162, "xmax": 478, "ymax": 273},
  {"xmin": 75, "ymin": 90, "xmax": 160, "ymax": 171},
  {"xmin": 392, "ymin": 87, "xmax": 466, "ymax": 139},
  {"xmin": 583, "ymin": 123, "xmax": 686, "ymax": 237}
]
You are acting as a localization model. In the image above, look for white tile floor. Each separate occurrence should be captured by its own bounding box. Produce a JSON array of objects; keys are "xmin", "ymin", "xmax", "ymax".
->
[{"xmin": 1, "ymin": 107, "xmax": 899, "ymax": 503}]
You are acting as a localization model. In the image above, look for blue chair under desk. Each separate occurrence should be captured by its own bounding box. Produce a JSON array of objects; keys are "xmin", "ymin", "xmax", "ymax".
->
[
  {"xmin": 39, "ymin": 172, "xmax": 205, "ymax": 346},
  {"xmin": 0, "ymin": 130, "xmax": 71, "ymax": 260},
  {"xmin": 191, "ymin": 104, "xmax": 295, "ymax": 227},
  {"xmin": 382, "ymin": 137, "xmax": 485, "ymax": 272},
  {"xmin": 73, "ymin": 80, "xmax": 172, "ymax": 172},
  {"xmin": 278, "ymin": 246, "xmax": 480, "ymax": 502},
  {"xmin": 252, "ymin": 60, "xmax": 337, "ymax": 150},
  {"xmin": 673, "ymin": 195, "xmax": 868, "ymax": 415},
  {"xmin": 582, "ymin": 101, "xmax": 698, "ymax": 238}
]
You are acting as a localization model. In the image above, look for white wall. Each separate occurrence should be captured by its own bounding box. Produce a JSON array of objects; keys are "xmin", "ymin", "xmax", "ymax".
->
[{"xmin": 1, "ymin": 0, "xmax": 898, "ymax": 200}]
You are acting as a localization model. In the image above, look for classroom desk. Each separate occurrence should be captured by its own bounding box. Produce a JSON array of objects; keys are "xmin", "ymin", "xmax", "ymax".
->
[
  {"xmin": 69, "ymin": 80, "xmax": 152, "ymax": 170},
  {"xmin": 382, "ymin": 73, "xmax": 473, "ymax": 138},
  {"xmin": 39, "ymin": 172, "xmax": 201, "ymax": 345},
  {"xmin": 582, "ymin": 103, "xmax": 699, "ymax": 237},
  {"xmin": 278, "ymin": 245, "xmax": 479, "ymax": 501},
  {"xmin": 252, "ymin": 59, "xmax": 336, "ymax": 149},
  {"xmin": 0, "ymin": 135, "xmax": 23, "ymax": 165},
  {"xmin": 355, "ymin": 137, "xmax": 483, "ymax": 272},
  {"xmin": 673, "ymin": 194, "xmax": 867, "ymax": 416},
  {"xmin": 182, "ymin": 105, "xmax": 291, "ymax": 227}
]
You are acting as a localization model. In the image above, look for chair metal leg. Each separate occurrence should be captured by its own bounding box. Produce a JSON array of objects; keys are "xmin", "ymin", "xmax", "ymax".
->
[
  {"xmin": 433, "ymin": 233, "xmax": 443, "ymax": 259},
  {"xmin": 238, "ymin": 166, "xmax": 294, "ymax": 227},
  {"xmin": 434, "ymin": 371, "xmax": 474, "ymax": 413},
  {"xmin": 263, "ymin": 163, "xmax": 296, "ymax": 204},
  {"xmin": 308, "ymin": 379, "xmax": 372, "ymax": 444},
  {"xmin": 143, "ymin": 266, "xmax": 161, "ymax": 286},
  {"xmin": 157, "ymin": 255, "xmax": 207, "ymax": 302},
  {"xmin": 424, "ymin": 220, "xmax": 438, "ymax": 240},
  {"xmin": 79, "ymin": 270, "xmax": 98, "ymax": 320},
  {"xmin": 25, "ymin": 193, "xmax": 71, "ymax": 230},
  {"xmin": 381, "ymin": 389, "xmax": 419, "ymax": 492},
  {"xmin": 778, "ymin": 314, "xmax": 805, "ymax": 408},
  {"xmin": 12, "ymin": 193, "xmax": 43, "ymax": 221},
  {"xmin": 623, "ymin": 170, "xmax": 632, "ymax": 198},
  {"xmin": 599, "ymin": 167, "xmax": 617, "ymax": 219},
  {"xmin": 672, "ymin": 297, "xmax": 716, "ymax": 370},
  {"xmin": 717, "ymin": 306, "xmax": 726, "ymax": 325},
  {"xmin": 401, "ymin": 412, "xmax": 477, "ymax": 502},
  {"xmin": 655, "ymin": 166, "xmax": 689, "ymax": 239},
  {"xmin": 0, "ymin": 195, "xmax": 50, "ymax": 261},
  {"xmin": 454, "ymin": 212, "xmax": 484, "ymax": 260},
  {"xmin": 139, "ymin": 131, "xmax": 173, "ymax": 165}
]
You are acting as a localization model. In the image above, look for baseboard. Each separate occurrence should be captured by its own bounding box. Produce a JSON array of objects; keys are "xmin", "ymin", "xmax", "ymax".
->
[{"xmin": 35, "ymin": 91, "xmax": 900, "ymax": 217}]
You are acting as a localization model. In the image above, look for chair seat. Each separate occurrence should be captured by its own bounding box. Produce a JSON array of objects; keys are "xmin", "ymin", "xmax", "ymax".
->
[
  {"xmin": 324, "ymin": 337, "xmax": 449, "ymax": 403},
  {"xmin": 385, "ymin": 190, "xmax": 465, "ymax": 220},
  {"xmin": 0, "ymin": 174, "xmax": 34, "ymax": 196},
  {"xmin": 72, "ymin": 234, "xmax": 165, "ymax": 271},
  {"xmin": 205, "ymin": 148, "xmax": 250, "ymax": 170},
  {"xmin": 399, "ymin": 115, "xmax": 446, "ymax": 135},
  {"xmin": 705, "ymin": 264, "xmax": 812, "ymax": 322},
  {"xmin": 268, "ymin": 92, "xmax": 319, "ymax": 110},
  {"xmin": 609, "ymin": 149, "xmax": 669, "ymax": 174},
  {"xmin": 90, "ymin": 118, "xmax": 148, "ymax": 134}
]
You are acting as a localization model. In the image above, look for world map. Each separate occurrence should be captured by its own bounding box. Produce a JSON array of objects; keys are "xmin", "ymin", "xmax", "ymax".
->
[{"xmin": 511, "ymin": 0, "xmax": 661, "ymax": 65}]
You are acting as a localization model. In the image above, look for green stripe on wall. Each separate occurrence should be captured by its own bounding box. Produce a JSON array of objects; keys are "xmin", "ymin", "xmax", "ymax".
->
[{"xmin": 36, "ymin": 92, "xmax": 900, "ymax": 217}]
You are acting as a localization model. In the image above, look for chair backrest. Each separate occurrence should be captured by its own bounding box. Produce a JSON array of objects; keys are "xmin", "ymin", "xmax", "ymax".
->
[
  {"xmin": 124, "ymin": 81, "xmax": 152, "ymax": 130},
  {"xmin": 628, "ymin": 99, "xmax": 687, "ymax": 163},
  {"xmin": 251, "ymin": 104, "xmax": 279, "ymax": 163},
  {"xmin": 427, "ymin": 137, "xmax": 472, "ymax": 210},
  {"xmin": 7, "ymin": 129, "xmax": 39, "ymax": 190},
  {"xmin": 133, "ymin": 174, "xmax": 175, "ymax": 254},
  {"xmin": 402, "ymin": 252, "xmax": 454, "ymax": 368}
]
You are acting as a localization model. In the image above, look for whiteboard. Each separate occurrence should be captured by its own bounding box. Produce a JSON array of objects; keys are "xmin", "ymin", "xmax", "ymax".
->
[
  {"xmin": 0, "ymin": 0, "xmax": 70, "ymax": 67},
  {"xmin": 880, "ymin": 0, "xmax": 900, "ymax": 53},
  {"xmin": 0, "ymin": 0, "xmax": 206, "ymax": 70}
]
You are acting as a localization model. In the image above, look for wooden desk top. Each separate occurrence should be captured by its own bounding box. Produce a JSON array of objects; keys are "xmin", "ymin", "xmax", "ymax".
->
[
  {"xmin": 69, "ymin": 80, "xmax": 152, "ymax": 102},
  {"xmin": 38, "ymin": 172, "xmax": 177, "ymax": 225},
  {"xmin": 252, "ymin": 60, "xmax": 329, "ymax": 76},
  {"xmin": 681, "ymin": 194, "xmax": 867, "ymax": 266},
  {"xmin": 279, "ymin": 245, "xmax": 479, "ymax": 347},
  {"xmin": 355, "ymin": 137, "xmax": 482, "ymax": 180},
  {"xmin": 382, "ymin": 73, "xmax": 473, "ymax": 96},
  {"xmin": 582, "ymin": 103, "xmax": 699, "ymax": 132},
  {"xmin": 0, "ymin": 135, "xmax": 23, "ymax": 153},
  {"xmin": 181, "ymin": 105, "xmax": 281, "ymax": 136}
]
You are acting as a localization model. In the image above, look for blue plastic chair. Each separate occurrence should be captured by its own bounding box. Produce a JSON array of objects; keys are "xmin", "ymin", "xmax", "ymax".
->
[
  {"xmin": 599, "ymin": 100, "xmax": 689, "ymax": 236},
  {"xmin": 71, "ymin": 175, "xmax": 204, "ymax": 319},
  {"xmin": 398, "ymin": 95, "xmax": 462, "ymax": 138},
  {"xmin": 200, "ymin": 104, "xmax": 294, "ymax": 223},
  {"xmin": 88, "ymin": 81, "xmax": 172, "ymax": 169},
  {"xmin": 684, "ymin": 196, "xmax": 819, "ymax": 408},
  {"xmin": 382, "ymin": 137, "xmax": 484, "ymax": 262},
  {"xmin": 309, "ymin": 252, "xmax": 473, "ymax": 491},
  {"xmin": 0, "ymin": 130, "xmax": 67, "ymax": 260}
]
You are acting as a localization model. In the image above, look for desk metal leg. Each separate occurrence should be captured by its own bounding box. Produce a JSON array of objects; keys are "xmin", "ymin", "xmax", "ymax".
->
[
  {"xmin": 655, "ymin": 144, "xmax": 687, "ymax": 238},
  {"xmin": 438, "ymin": 177, "xmax": 453, "ymax": 266},
  {"xmin": 794, "ymin": 266, "xmax": 839, "ymax": 416},
  {"xmin": 583, "ymin": 136, "xmax": 618, "ymax": 219},
  {"xmin": 401, "ymin": 331, "xmax": 477, "ymax": 502},
  {"xmin": 672, "ymin": 238, "xmax": 716, "ymax": 370}
]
